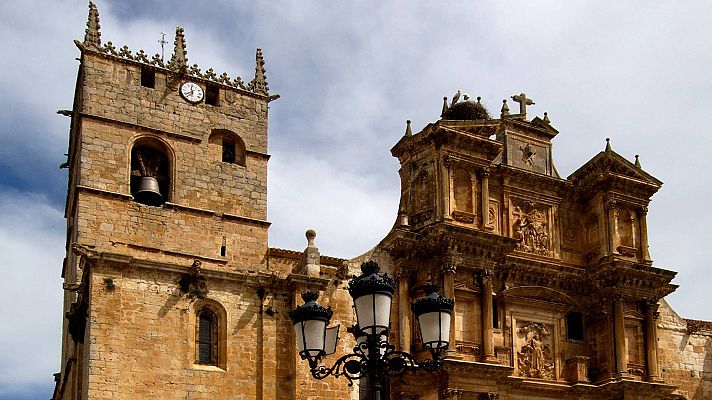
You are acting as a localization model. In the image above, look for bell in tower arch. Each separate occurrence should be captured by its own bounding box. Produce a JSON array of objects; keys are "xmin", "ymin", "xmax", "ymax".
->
[
  {"xmin": 130, "ymin": 140, "xmax": 170, "ymax": 206},
  {"xmin": 134, "ymin": 176, "xmax": 163, "ymax": 206}
]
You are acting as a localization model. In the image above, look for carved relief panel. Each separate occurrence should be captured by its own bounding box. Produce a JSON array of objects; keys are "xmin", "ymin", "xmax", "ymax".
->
[
  {"xmin": 515, "ymin": 321, "xmax": 555, "ymax": 379},
  {"xmin": 559, "ymin": 211, "xmax": 581, "ymax": 251},
  {"xmin": 450, "ymin": 164, "xmax": 477, "ymax": 224},
  {"xmin": 505, "ymin": 134, "xmax": 551, "ymax": 175},
  {"xmin": 510, "ymin": 201, "xmax": 553, "ymax": 257}
]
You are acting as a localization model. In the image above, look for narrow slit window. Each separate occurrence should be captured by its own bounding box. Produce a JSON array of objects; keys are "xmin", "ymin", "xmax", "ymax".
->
[
  {"xmin": 140, "ymin": 66, "xmax": 155, "ymax": 89},
  {"xmin": 205, "ymin": 84, "xmax": 219, "ymax": 106}
]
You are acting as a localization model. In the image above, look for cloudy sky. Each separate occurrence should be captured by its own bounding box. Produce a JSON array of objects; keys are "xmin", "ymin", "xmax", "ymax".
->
[{"xmin": 2, "ymin": 1, "xmax": 711, "ymax": 398}]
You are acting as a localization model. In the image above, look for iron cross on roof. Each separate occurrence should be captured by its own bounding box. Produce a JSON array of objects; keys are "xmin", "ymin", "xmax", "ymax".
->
[{"xmin": 511, "ymin": 93, "xmax": 535, "ymax": 117}]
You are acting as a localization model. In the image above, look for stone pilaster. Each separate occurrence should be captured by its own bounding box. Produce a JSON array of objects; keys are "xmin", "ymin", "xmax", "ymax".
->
[
  {"xmin": 481, "ymin": 169, "xmax": 490, "ymax": 229},
  {"xmin": 443, "ymin": 155, "xmax": 452, "ymax": 221},
  {"xmin": 442, "ymin": 262, "xmax": 457, "ymax": 355},
  {"xmin": 644, "ymin": 301, "xmax": 662, "ymax": 382},
  {"xmin": 606, "ymin": 199, "xmax": 619, "ymax": 255},
  {"xmin": 613, "ymin": 296, "xmax": 627, "ymax": 375},
  {"xmin": 480, "ymin": 269, "xmax": 497, "ymax": 362},
  {"xmin": 397, "ymin": 270, "xmax": 411, "ymax": 352},
  {"xmin": 638, "ymin": 206, "xmax": 652, "ymax": 262}
]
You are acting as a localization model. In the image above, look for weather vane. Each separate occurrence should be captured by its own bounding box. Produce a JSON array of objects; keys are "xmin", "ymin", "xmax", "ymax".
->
[{"xmin": 158, "ymin": 32, "xmax": 167, "ymax": 61}]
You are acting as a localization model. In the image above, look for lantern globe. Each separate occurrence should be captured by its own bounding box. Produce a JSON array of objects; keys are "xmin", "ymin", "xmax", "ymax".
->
[
  {"xmin": 289, "ymin": 291, "xmax": 334, "ymax": 362},
  {"xmin": 411, "ymin": 284, "xmax": 454, "ymax": 350},
  {"xmin": 348, "ymin": 261, "xmax": 395, "ymax": 335}
]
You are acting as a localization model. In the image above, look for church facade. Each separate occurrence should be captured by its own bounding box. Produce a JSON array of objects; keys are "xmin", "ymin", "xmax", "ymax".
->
[{"xmin": 52, "ymin": 3, "xmax": 711, "ymax": 400}]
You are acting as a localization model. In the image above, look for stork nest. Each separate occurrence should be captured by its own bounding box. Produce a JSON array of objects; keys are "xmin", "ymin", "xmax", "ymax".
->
[{"xmin": 444, "ymin": 100, "xmax": 491, "ymax": 120}]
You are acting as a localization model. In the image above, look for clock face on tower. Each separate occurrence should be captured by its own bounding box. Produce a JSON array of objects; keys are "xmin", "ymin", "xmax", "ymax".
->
[{"xmin": 180, "ymin": 81, "xmax": 204, "ymax": 103}]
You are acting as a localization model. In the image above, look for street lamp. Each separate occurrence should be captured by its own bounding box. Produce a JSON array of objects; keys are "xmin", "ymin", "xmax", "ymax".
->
[{"xmin": 289, "ymin": 261, "xmax": 454, "ymax": 400}]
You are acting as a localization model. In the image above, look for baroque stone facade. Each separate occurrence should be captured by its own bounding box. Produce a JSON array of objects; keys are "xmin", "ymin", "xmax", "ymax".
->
[{"xmin": 53, "ymin": 4, "xmax": 710, "ymax": 400}]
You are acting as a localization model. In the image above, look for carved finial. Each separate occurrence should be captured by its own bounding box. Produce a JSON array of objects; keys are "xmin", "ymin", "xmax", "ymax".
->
[
  {"xmin": 511, "ymin": 93, "xmax": 535, "ymax": 117},
  {"xmin": 249, "ymin": 48, "xmax": 269, "ymax": 96},
  {"xmin": 405, "ymin": 120, "xmax": 412, "ymax": 137},
  {"xmin": 441, "ymin": 96, "xmax": 449, "ymax": 118},
  {"xmin": 500, "ymin": 99, "xmax": 510, "ymax": 117},
  {"xmin": 168, "ymin": 27, "xmax": 188, "ymax": 73},
  {"xmin": 83, "ymin": 1, "xmax": 101, "ymax": 49},
  {"xmin": 605, "ymin": 138, "xmax": 612, "ymax": 152},
  {"xmin": 543, "ymin": 112, "xmax": 550, "ymax": 124},
  {"xmin": 635, "ymin": 155, "xmax": 641, "ymax": 168},
  {"xmin": 306, "ymin": 229, "xmax": 316, "ymax": 247}
]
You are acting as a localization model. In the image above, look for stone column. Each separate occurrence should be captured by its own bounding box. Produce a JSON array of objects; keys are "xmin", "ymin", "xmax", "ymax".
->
[
  {"xmin": 613, "ymin": 296, "xmax": 627, "ymax": 375},
  {"xmin": 397, "ymin": 271, "xmax": 411, "ymax": 352},
  {"xmin": 481, "ymin": 169, "xmax": 490, "ymax": 229},
  {"xmin": 606, "ymin": 199, "xmax": 619, "ymax": 255},
  {"xmin": 644, "ymin": 301, "xmax": 662, "ymax": 381},
  {"xmin": 442, "ymin": 262, "xmax": 457, "ymax": 355},
  {"xmin": 480, "ymin": 269, "xmax": 497, "ymax": 362},
  {"xmin": 638, "ymin": 206, "xmax": 651, "ymax": 262}
]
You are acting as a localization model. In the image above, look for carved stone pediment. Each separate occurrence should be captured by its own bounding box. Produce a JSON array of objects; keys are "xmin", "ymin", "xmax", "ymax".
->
[{"xmin": 568, "ymin": 150, "xmax": 662, "ymax": 199}]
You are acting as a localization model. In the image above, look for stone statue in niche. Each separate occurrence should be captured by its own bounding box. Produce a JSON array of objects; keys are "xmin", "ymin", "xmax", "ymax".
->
[
  {"xmin": 512, "ymin": 206, "xmax": 551, "ymax": 256},
  {"xmin": 517, "ymin": 322, "xmax": 554, "ymax": 380}
]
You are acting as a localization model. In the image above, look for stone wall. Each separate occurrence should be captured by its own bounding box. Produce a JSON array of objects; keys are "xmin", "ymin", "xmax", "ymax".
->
[
  {"xmin": 657, "ymin": 299, "xmax": 712, "ymax": 399},
  {"xmin": 83, "ymin": 254, "xmax": 357, "ymax": 400}
]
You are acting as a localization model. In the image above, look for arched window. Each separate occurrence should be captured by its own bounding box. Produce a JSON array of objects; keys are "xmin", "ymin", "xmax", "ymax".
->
[
  {"xmin": 130, "ymin": 137, "xmax": 171, "ymax": 206},
  {"xmin": 196, "ymin": 308, "xmax": 218, "ymax": 365},
  {"xmin": 208, "ymin": 129, "xmax": 246, "ymax": 166}
]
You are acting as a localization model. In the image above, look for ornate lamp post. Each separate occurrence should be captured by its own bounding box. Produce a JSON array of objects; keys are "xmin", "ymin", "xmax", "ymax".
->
[{"xmin": 289, "ymin": 261, "xmax": 454, "ymax": 400}]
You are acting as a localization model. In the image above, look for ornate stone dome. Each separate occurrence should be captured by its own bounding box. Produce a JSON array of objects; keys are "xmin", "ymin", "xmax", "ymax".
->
[{"xmin": 443, "ymin": 100, "xmax": 491, "ymax": 120}]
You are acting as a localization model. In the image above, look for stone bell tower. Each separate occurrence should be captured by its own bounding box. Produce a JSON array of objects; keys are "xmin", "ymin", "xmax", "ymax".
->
[{"xmin": 52, "ymin": 3, "xmax": 292, "ymax": 399}]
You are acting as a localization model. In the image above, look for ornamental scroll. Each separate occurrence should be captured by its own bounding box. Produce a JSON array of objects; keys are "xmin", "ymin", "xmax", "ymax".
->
[{"xmin": 516, "ymin": 322, "xmax": 555, "ymax": 380}]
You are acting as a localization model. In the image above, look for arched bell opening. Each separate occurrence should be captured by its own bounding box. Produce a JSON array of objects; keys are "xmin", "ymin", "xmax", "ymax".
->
[
  {"xmin": 130, "ymin": 137, "xmax": 171, "ymax": 206},
  {"xmin": 208, "ymin": 129, "xmax": 246, "ymax": 166}
]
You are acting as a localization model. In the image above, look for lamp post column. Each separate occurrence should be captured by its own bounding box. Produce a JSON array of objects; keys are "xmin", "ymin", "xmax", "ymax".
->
[{"xmin": 366, "ymin": 333, "xmax": 382, "ymax": 400}]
